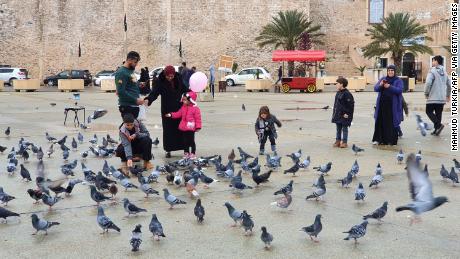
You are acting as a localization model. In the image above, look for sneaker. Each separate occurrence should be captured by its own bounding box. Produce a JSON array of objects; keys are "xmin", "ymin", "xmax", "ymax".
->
[
  {"xmin": 183, "ymin": 152, "xmax": 190, "ymax": 159},
  {"xmin": 435, "ymin": 124, "xmax": 445, "ymax": 136}
]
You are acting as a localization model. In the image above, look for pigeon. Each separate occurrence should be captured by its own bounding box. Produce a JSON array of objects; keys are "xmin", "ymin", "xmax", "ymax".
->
[
  {"xmin": 22, "ymin": 150, "xmax": 29, "ymax": 161},
  {"xmin": 322, "ymin": 105, "xmax": 329, "ymax": 110},
  {"xmin": 242, "ymin": 104, "xmax": 246, "ymax": 111},
  {"xmin": 20, "ymin": 164, "xmax": 32, "ymax": 181},
  {"xmin": 37, "ymin": 147, "xmax": 44, "ymax": 161},
  {"xmin": 237, "ymin": 147, "xmax": 253, "ymax": 159},
  {"xmin": 300, "ymin": 214, "xmax": 323, "ymax": 242},
  {"xmin": 89, "ymin": 134, "xmax": 98, "ymax": 145},
  {"xmin": 260, "ymin": 226, "xmax": 273, "ymax": 249},
  {"xmin": 350, "ymin": 159, "xmax": 359, "ymax": 177},
  {"xmin": 140, "ymin": 183, "xmax": 159, "ymax": 197},
  {"xmin": 352, "ymin": 144, "xmax": 364, "ymax": 155},
  {"xmin": 224, "ymin": 202, "xmax": 243, "ymax": 226},
  {"xmin": 0, "ymin": 145, "xmax": 7, "ymax": 153},
  {"xmin": 27, "ymin": 189, "xmax": 44, "ymax": 203},
  {"xmin": 0, "ymin": 207, "xmax": 20, "ymax": 223},
  {"xmin": 199, "ymin": 172, "xmax": 219, "ymax": 188},
  {"xmin": 396, "ymin": 154, "xmax": 449, "ymax": 225},
  {"xmin": 284, "ymin": 163, "xmax": 300, "ymax": 176},
  {"xmin": 56, "ymin": 135, "xmax": 67, "ymax": 146},
  {"xmin": 287, "ymin": 149, "xmax": 302, "ymax": 163},
  {"xmin": 62, "ymin": 149, "xmax": 69, "ymax": 160},
  {"xmin": 80, "ymin": 123, "xmax": 88, "ymax": 130},
  {"xmin": 78, "ymin": 132, "xmax": 84, "ymax": 144},
  {"xmin": 229, "ymin": 181, "xmax": 253, "ymax": 192},
  {"xmin": 31, "ymin": 214, "xmax": 60, "ymax": 235},
  {"xmin": 415, "ymin": 114, "xmax": 428, "ymax": 136},
  {"xmin": 265, "ymin": 153, "xmax": 282, "ymax": 169},
  {"xmin": 454, "ymin": 159, "xmax": 460, "ymax": 170},
  {"xmin": 149, "ymin": 214, "xmax": 166, "ymax": 241},
  {"xmin": 47, "ymin": 144, "xmax": 54, "ymax": 157},
  {"xmin": 447, "ymin": 167, "xmax": 459, "ymax": 186},
  {"xmin": 41, "ymin": 193, "xmax": 62, "ymax": 209},
  {"xmin": 123, "ymin": 198, "xmax": 147, "ymax": 216},
  {"xmin": 152, "ymin": 137, "xmax": 159, "ymax": 147},
  {"xmin": 173, "ymin": 171, "xmax": 183, "ymax": 186},
  {"xmin": 252, "ymin": 170, "xmax": 272, "ymax": 186},
  {"xmin": 363, "ymin": 201, "xmax": 388, "ymax": 222},
  {"xmin": 355, "ymin": 183, "xmax": 366, "ymax": 201},
  {"xmin": 343, "ymin": 220, "xmax": 368, "ymax": 244},
  {"xmin": 415, "ymin": 150, "xmax": 422, "ymax": 163},
  {"xmin": 313, "ymin": 162, "xmax": 332, "ymax": 175},
  {"xmin": 397, "ymin": 149, "xmax": 404, "ymax": 164},
  {"xmin": 194, "ymin": 198, "xmax": 205, "ymax": 223},
  {"xmin": 5, "ymin": 126, "xmax": 10, "ymax": 136},
  {"xmin": 248, "ymin": 157, "xmax": 259, "ymax": 168},
  {"xmin": 64, "ymin": 179, "xmax": 82, "ymax": 196},
  {"xmin": 299, "ymin": 156, "xmax": 310, "ymax": 169},
  {"xmin": 90, "ymin": 109, "xmax": 108, "ymax": 120},
  {"xmin": 101, "ymin": 137, "xmax": 108, "ymax": 148},
  {"xmin": 270, "ymin": 193, "xmax": 292, "ymax": 209},
  {"xmin": 228, "ymin": 149, "xmax": 236, "ymax": 161},
  {"xmin": 90, "ymin": 185, "xmax": 111, "ymax": 205},
  {"xmin": 241, "ymin": 210, "xmax": 254, "ymax": 235},
  {"xmin": 109, "ymin": 184, "xmax": 118, "ymax": 198},
  {"xmin": 306, "ymin": 180, "xmax": 326, "ymax": 201},
  {"xmin": 130, "ymin": 224, "xmax": 142, "ymax": 252},
  {"xmin": 163, "ymin": 188, "xmax": 186, "ymax": 209},
  {"xmin": 0, "ymin": 187, "xmax": 15, "ymax": 205},
  {"xmin": 71, "ymin": 138, "xmax": 77, "ymax": 150},
  {"xmin": 274, "ymin": 180, "xmax": 293, "ymax": 195},
  {"xmin": 97, "ymin": 206, "xmax": 121, "ymax": 233},
  {"xmin": 440, "ymin": 164, "xmax": 449, "ymax": 180},
  {"xmin": 120, "ymin": 178, "xmax": 138, "ymax": 191},
  {"xmin": 45, "ymin": 132, "xmax": 56, "ymax": 142},
  {"xmin": 340, "ymin": 171, "xmax": 353, "ymax": 188},
  {"xmin": 369, "ymin": 164, "xmax": 383, "ymax": 188}
]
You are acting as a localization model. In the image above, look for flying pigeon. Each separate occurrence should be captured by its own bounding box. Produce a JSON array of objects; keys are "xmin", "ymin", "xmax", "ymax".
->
[
  {"xmin": 395, "ymin": 154, "xmax": 448, "ymax": 225},
  {"xmin": 123, "ymin": 198, "xmax": 147, "ymax": 216},
  {"xmin": 300, "ymin": 214, "xmax": 322, "ymax": 242},
  {"xmin": 363, "ymin": 201, "xmax": 388, "ymax": 222},
  {"xmin": 354, "ymin": 183, "xmax": 366, "ymax": 201},
  {"xmin": 163, "ymin": 188, "xmax": 186, "ymax": 209},
  {"xmin": 130, "ymin": 224, "xmax": 142, "ymax": 252},
  {"xmin": 31, "ymin": 214, "xmax": 60, "ymax": 235},
  {"xmin": 97, "ymin": 206, "xmax": 121, "ymax": 233},
  {"xmin": 194, "ymin": 198, "xmax": 205, "ymax": 223},
  {"xmin": 343, "ymin": 220, "xmax": 368, "ymax": 244},
  {"xmin": 149, "ymin": 214, "xmax": 166, "ymax": 241},
  {"xmin": 260, "ymin": 226, "xmax": 273, "ymax": 249}
]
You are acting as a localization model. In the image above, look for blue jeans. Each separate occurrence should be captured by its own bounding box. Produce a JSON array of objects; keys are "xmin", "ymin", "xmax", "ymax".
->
[{"xmin": 336, "ymin": 123, "xmax": 349, "ymax": 143}]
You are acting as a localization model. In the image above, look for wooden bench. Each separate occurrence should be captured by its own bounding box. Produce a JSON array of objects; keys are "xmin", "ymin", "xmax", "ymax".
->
[{"xmin": 58, "ymin": 79, "xmax": 84, "ymax": 92}]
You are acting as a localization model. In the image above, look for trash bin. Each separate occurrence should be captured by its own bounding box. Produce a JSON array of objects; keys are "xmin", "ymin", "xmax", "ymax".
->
[{"xmin": 399, "ymin": 76, "xmax": 409, "ymax": 92}]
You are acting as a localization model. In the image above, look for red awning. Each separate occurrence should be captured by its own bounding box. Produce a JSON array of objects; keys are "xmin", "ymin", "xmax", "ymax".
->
[{"xmin": 272, "ymin": 50, "xmax": 326, "ymax": 62}]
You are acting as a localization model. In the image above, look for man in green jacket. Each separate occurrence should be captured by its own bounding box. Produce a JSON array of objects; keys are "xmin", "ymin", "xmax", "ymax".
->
[{"xmin": 115, "ymin": 51, "xmax": 145, "ymax": 118}]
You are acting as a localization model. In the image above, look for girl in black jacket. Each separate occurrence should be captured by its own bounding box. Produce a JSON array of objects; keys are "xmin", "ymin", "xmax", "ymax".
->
[
  {"xmin": 332, "ymin": 78, "xmax": 355, "ymax": 148},
  {"xmin": 255, "ymin": 106, "xmax": 282, "ymax": 155}
]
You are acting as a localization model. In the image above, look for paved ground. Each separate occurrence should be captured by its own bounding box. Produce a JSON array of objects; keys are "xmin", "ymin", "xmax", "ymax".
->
[{"xmin": 0, "ymin": 85, "xmax": 458, "ymax": 258}]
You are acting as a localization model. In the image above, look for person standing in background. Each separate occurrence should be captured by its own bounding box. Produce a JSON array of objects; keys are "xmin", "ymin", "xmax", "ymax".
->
[
  {"xmin": 209, "ymin": 64, "xmax": 215, "ymax": 98},
  {"xmin": 180, "ymin": 62, "xmax": 192, "ymax": 89},
  {"xmin": 275, "ymin": 66, "xmax": 282, "ymax": 85},
  {"xmin": 115, "ymin": 51, "xmax": 144, "ymax": 119}
]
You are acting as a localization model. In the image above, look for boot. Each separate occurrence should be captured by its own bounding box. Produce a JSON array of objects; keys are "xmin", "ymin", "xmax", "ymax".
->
[
  {"xmin": 120, "ymin": 162, "xmax": 130, "ymax": 178},
  {"xmin": 333, "ymin": 140, "xmax": 341, "ymax": 147},
  {"xmin": 144, "ymin": 160, "xmax": 154, "ymax": 170},
  {"xmin": 340, "ymin": 142, "xmax": 348, "ymax": 148}
]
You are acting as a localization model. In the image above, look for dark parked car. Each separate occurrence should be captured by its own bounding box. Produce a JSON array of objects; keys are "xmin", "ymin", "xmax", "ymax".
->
[{"xmin": 44, "ymin": 70, "xmax": 92, "ymax": 86}]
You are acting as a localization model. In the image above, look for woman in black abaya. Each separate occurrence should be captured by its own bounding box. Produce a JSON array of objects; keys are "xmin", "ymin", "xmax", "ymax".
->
[{"xmin": 145, "ymin": 65, "xmax": 188, "ymax": 158}]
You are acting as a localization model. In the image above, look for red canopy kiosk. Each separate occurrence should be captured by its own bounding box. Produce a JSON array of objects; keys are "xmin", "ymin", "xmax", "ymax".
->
[{"xmin": 272, "ymin": 50, "xmax": 326, "ymax": 93}]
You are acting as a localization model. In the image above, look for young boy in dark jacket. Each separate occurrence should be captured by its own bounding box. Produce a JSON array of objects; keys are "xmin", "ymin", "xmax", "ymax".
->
[
  {"xmin": 332, "ymin": 78, "xmax": 355, "ymax": 148},
  {"xmin": 255, "ymin": 106, "xmax": 282, "ymax": 155}
]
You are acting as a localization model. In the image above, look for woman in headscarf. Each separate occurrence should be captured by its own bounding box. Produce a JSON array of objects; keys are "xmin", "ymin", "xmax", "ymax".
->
[
  {"xmin": 372, "ymin": 65, "xmax": 403, "ymax": 146},
  {"xmin": 145, "ymin": 65, "xmax": 188, "ymax": 158}
]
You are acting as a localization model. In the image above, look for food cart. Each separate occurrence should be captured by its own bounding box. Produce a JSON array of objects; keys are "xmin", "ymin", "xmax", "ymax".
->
[{"xmin": 272, "ymin": 50, "xmax": 326, "ymax": 93}]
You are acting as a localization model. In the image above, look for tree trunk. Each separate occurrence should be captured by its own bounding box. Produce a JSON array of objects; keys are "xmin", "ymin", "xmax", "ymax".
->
[{"xmin": 392, "ymin": 53, "xmax": 403, "ymax": 75}]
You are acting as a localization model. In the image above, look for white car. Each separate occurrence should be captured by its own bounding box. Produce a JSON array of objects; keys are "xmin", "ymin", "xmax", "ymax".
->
[
  {"xmin": 224, "ymin": 67, "xmax": 272, "ymax": 86},
  {"xmin": 95, "ymin": 72, "xmax": 140, "ymax": 86},
  {"xmin": 0, "ymin": 67, "xmax": 28, "ymax": 85},
  {"xmin": 149, "ymin": 66, "xmax": 180, "ymax": 79}
]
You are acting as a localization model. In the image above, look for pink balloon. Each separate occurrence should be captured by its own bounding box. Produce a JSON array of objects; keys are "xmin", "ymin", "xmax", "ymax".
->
[{"xmin": 189, "ymin": 72, "xmax": 208, "ymax": 92}]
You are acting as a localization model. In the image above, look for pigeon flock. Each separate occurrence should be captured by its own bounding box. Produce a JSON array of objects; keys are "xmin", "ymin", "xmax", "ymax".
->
[{"xmin": 0, "ymin": 120, "xmax": 458, "ymax": 255}]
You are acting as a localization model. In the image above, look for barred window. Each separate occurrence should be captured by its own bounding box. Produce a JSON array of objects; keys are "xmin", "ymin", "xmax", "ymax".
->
[{"xmin": 369, "ymin": 0, "xmax": 385, "ymax": 24}]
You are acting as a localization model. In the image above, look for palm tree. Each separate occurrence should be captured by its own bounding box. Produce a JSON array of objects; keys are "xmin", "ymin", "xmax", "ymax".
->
[
  {"xmin": 255, "ymin": 10, "xmax": 324, "ymax": 75},
  {"xmin": 363, "ymin": 13, "xmax": 433, "ymax": 74}
]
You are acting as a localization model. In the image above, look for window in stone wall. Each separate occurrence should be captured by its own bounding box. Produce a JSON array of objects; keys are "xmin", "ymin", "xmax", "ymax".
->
[{"xmin": 368, "ymin": 0, "xmax": 385, "ymax": 24}]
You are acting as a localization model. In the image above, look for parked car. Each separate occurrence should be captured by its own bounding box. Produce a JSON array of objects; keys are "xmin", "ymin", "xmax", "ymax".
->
[
  {"xmin": 149, "ymin": 66, "xmax": 180, "ymax": 79},
  {"xmin": 224, "ymin": 67, "xmax": 272, "ymax": 86},
  {"xmin": 44, "ymin": 70, "xmax": 92, "ymax": 86},
  {"xmin": 93, "ymin": 71, "xmax": 141, "ymax": 86},
  {"xmin": 0, "ymin": 67, "xmax": 28, "ymax": 85},
  {"xmin": 93, "ymin": 70, "xmax": 115, "ymax": 86}
]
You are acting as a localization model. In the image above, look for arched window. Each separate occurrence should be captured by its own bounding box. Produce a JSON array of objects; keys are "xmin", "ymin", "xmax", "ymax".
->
[{"xmin": 369, "ymin": 0, "xmax": 385, "ymax": 24}]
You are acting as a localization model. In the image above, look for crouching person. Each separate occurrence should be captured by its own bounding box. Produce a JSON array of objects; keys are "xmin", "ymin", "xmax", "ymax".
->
[{"xmin": 116, "ymin": 113, "xmax": 154, "ymax": 175}]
